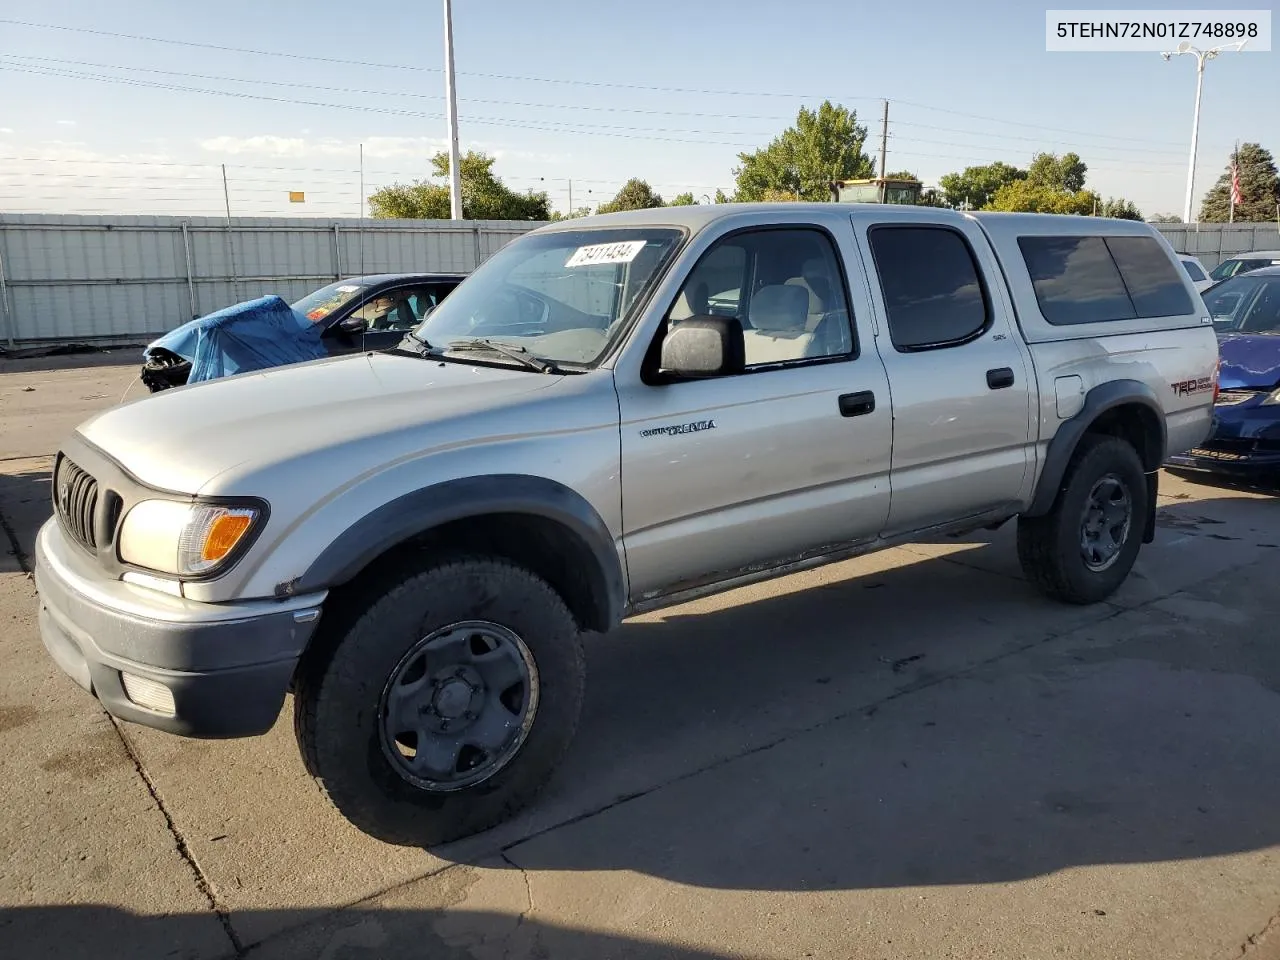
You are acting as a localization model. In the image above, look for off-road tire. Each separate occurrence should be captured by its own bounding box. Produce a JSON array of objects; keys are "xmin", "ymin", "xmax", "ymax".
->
[
  {"xmin": 1017, "ymin": 434, "xmax": 1148, "ymax": 605},
  {"xmin": 293, "ymin": 556, "xmax": 585, "ymax": 847}
]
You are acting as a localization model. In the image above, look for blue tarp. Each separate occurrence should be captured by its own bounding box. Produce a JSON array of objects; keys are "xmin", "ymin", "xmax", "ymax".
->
[{"xmin": 145, "ymin": 295, "xmax": 328, "ymax": 383}]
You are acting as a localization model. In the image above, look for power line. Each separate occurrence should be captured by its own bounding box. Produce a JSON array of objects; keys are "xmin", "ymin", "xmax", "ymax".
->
[
  {"xmin": 0, "ymin": 62, "xmax": 767, "ymax": 145},
  {"xmin": 887, "ymin": 120, "xmax": 1186, "ymax": 158},
  {"xmin": 0, "ymin": 18, "xmax": 885, "ymax": 100},
  {"xmin": 2, "ymin": 53, "xmax": 803, "ymax": 123},
  {"xmin": 0, "ymin": 20, "xmax": 1200, "ymax": 150},
  {"xmin": 893, "ymin": 99, "xmax": 1185, "ymax": 147}
]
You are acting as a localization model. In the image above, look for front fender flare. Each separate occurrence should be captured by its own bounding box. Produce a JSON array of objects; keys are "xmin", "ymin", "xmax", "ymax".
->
[{"xmin": 290, "ymin": 474, "xmax": 625, "ymax": 629}]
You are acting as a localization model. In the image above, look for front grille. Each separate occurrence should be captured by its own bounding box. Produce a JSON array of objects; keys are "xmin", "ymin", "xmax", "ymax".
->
[{"xmin": 53, "ymin": 455, "xmax": 99, "ymax": 550}]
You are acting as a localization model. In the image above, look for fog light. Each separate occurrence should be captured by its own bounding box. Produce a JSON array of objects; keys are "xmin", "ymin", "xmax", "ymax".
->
[{"xmin": 120, "ymin": 673, "xmax": 176, "ymax": 717}]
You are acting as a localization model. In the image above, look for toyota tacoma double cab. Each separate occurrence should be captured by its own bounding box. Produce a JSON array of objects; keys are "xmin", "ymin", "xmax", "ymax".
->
[{"xmin": 34, "ymin": 204, "xmax": 1218, "ymax": 846}]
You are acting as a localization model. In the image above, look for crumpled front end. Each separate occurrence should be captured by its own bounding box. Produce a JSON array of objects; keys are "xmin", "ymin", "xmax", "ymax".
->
[{"xmin": 142, "ymin": 295, "xmax": 326, "ymax": 392}]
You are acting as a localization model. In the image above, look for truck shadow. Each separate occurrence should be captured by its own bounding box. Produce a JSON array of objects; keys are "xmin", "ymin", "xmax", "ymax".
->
[
  {"xmin": 0, "ymin": 466, "xmax": 49, "ymax": 574},
  {"xmin": 437, "ymin": 491, "xmax": 1280, "ymax": 898},
  {"xmin": 0, "ymin": 904, "xmax": 734, "ymax": 960}
]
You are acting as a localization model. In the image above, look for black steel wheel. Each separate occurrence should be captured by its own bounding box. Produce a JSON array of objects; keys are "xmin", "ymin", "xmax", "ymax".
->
[
  {"xmin": 294, "ymin": 557, "xmax": 585, "ymax": 847},
  {"xmin": 1017, "ymin": 434, "xmax": 1147, "ymax": 605}
]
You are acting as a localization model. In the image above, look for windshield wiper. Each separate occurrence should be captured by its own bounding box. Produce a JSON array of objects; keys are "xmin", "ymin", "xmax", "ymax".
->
[
  {"xmin": 389, "ymin": 328, "xmax": 433, "ymax": 357},
  {"xmin": 442, "ymin": 338, "xmax": 561, "ymax": 374}
]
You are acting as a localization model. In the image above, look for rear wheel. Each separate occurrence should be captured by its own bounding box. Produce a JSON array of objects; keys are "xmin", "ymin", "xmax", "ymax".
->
[
  {"xmin": 294, "ymin": 556, "xmax": 585, "ymax": 846},
  {"xmin": 1017, "ymin": 434, "xmax": 1148, "ymax": 605}
]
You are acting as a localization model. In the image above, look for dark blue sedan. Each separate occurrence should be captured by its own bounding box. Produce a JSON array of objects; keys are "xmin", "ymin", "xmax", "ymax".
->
[{"xmin": 1166, "ymin": 266, "xmax": 1280, "ymax": 479}]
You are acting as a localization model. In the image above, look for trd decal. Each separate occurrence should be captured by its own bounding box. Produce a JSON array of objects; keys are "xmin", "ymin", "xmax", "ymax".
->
[
  {"xmin": 639, "ymin": 419, "xmax": 717, "ymax": 438},
  {"xmin": 1170, "ymin": 376, "xmax": 1214, "ymax": 397}
]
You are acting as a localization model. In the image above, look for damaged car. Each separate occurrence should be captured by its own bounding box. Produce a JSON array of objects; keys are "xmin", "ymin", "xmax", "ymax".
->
[
  {"xmin": 1166, "ymin": 265, "xmax": 1280, "ymax": 479},
  {"xmin": 140, "ymin": 273, "xmax": 465, "ymax": 391}
]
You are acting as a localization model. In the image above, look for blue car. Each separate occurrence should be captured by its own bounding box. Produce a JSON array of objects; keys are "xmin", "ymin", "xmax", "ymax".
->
[{"xmin": 1165, "ymin": 265, "xmax": 1280, "ymax": 479}]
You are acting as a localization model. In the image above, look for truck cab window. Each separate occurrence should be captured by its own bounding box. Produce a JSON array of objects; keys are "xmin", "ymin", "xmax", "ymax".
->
[
  {"xmin": 868, "ymin": 225, "xmax": 990, "ymax": 350},
  {"xmin": 667, "ymin": 228, "xmax": 855, "ymax": 367}
]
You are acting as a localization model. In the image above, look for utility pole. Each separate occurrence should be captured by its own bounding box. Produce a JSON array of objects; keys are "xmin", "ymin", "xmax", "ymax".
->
[
  {"xmin": 878, "ymin": 100, "xmax": 889, "ymax": 204},
  {"xmin": 568, "ymin": 179, "xmax": 573, "ymax": 215},
  {"xmin": 1161, "ymin": 40, "xmax": 1247, "ymax": 225},
  {"xmin": 442, "ymin": 0, "xmax": 463, "ymax": 220},
  {"xmin": 221, "ymin": 163, "xmax": 231, "ymax": 220}
]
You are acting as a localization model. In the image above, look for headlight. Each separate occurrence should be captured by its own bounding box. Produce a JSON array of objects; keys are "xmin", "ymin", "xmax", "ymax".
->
[
  {"xmin": 118, "ymin": 500, "xmax": 262, "ymax": 576},
  {"xmin": 1263, "ymin": 387, "xmax": 1280, "ymax": 406}
]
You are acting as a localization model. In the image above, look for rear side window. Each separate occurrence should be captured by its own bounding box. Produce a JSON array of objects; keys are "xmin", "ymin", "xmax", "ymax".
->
[
  {"xmin": 1018, "ymin": 235, "xmax": 1194, "ymax": 325},
  {"xmin": 867, "ymin": 226, "xmax": 990, "ymax": 351},
  {"xmin": 1107, "ymin": 237, "xmax": 1196, "ymax": 317},
  {"xmin": 1181, "ymin": 259, "xmax": 1207, "ymax": 282}
]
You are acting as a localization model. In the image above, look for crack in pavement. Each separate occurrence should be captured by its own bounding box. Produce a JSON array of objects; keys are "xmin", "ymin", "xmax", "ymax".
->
[
  {"xmin": 500, "ymin": 851, "xmax": 535, "ymax": 960},
  {"xmin": 1240, "ymin": 906, "xmax": 1280, "ymax": 957},
  {"xmin": 109, "ymin": 718, "xmax": 247, "ymax": 958}
]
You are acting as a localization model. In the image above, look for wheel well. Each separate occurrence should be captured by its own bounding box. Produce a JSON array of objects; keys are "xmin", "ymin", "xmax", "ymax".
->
[
  {"xmin": 1084, "ymin": 403, "xmax": 1163, "ymax": 470},
  {"xmin": 324, "ymin": 512, "xmax": 615, "ymax": 636}
]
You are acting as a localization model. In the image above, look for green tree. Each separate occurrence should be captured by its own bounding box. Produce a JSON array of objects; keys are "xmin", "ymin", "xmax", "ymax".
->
[
  {"xmin": 1100, "ymin": 197, "xmax": 1143, "ymax": 220},
  {"xmin": 733, "ymin": 100, "xmax": 874, "ymax": 202},
  {"xmin": 884, "ymin": 170, "xmax": 919, "ymax": 180},
  {"xmin": 915, "ymin": 187, "xmax": 948, "ymax": 208},
  {"xmin": 668, "ymin": 192, "xmax": 696, "ymax": 206},
  {"xmin": 988, "ymin": 180, "xmax": 1099, "ymax": 215},
  {"xmin": 1147, "ymin": 213, "xmax": 1182, "ymax": 223},
  {"xmin": 596, "ymin": 178, "xmax": 665, "ymax": 214},
  {"xmin": 1027, "ymin": 152, "xmax": 1088, "ymax": 192},
  {"xmin": 368, "ymin": 151, "xmax": 549, "ymax": 220},
  {"xmin": 938, "ymin": 162, "xmax": 1026, "ymax": 210},
  {"xmin": 713, "ymin": 188, "xmax": 732, "ymax": 204},
  {"xmin": 547, "ymin": 206, "xmax": 593, "ymax": 222},
  {"xmin": 1199, "ymin": 142, "xmax": 1280, "ymax": 222}
]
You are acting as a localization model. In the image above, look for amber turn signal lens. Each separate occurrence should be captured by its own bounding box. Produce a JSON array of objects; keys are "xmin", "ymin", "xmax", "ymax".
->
[{"xmin": 202, "ymin": 513, "xmax": 253, "ymax": 562}]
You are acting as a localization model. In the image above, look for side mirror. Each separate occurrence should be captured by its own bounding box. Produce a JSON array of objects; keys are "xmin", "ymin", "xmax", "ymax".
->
[
  {"xmin": 658, "ymin": 315, "xmax": 745, "ymax": 379},
  {"xmin": 337, "ymin": 316, "xmax": 367, "ymax": 335}
]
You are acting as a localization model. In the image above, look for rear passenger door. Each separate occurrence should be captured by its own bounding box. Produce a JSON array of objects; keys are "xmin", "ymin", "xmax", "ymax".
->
[{"xmin": 851, "ymin": 214, "xmax": 1035, "ymax": 536}]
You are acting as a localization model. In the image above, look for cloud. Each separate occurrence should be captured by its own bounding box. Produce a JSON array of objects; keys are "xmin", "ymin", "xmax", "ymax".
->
[
  {"xmin": 198, "ymin": 135, "xmax": 448, "ymax": 160},
  {"xmin": 56, "ymin": 119, "xmax": 76, "ymax": 126},
  {"xmin": 0, "ymin": 127, "xmax": 12, "ymax": 134},
  {"xmin": 490, "ymin": 147, "xmax": 573, "ymax": 166}
]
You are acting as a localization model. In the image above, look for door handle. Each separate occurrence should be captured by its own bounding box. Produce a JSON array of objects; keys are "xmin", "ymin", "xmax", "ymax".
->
[
  {"xmin": 838, "ymin": 391, "xmax": 876, "ymax": 417},
  {"xmin": 986, "ymin": 367, "xmax": 1015, "ymax": 390}
]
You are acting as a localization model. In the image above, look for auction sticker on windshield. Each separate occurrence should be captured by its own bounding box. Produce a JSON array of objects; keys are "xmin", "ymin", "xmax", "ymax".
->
[{"xmin": 565, "ymin": 240, "xmax": 647, "ymax": 268}]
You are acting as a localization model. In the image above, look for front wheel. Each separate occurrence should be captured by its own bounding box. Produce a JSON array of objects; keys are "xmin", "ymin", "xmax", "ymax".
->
[
  {"xmin": 294, "ymin": 557, "xmax": 585, "ymax": 846},
  {"xmin": 1017, "ymin": 435, "xmax": 1148, "ymax": 605}
]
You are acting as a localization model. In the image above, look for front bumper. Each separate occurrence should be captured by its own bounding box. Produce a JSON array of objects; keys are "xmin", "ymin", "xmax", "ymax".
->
[
  {"xmin": 33, "ymin": 518, "xmax": 326, "ymax": 738},
  {"xmin": 1165, "ymin": 444, "xmax": 1280, "ymax": 476}
]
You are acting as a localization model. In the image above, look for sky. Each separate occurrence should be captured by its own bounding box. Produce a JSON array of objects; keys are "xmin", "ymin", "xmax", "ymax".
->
[{"xmin": 0, "ymin": 0, "xmax": 1276, "ymax": 220}]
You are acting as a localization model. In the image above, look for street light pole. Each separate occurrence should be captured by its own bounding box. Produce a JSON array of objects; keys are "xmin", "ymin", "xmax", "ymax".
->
[
  {"xmin": 1161, "ymin": 40, "xmax": 1247, "ymax": 224},
  {"xmin": 442, "ymin": 0, "xmax": 463, "ymax": 220}
]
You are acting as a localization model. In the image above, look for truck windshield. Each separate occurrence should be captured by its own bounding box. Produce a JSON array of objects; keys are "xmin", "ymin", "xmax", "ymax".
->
[{"xmin": 411, "ymin": 227, "xmax": 684, "ymax": 367}]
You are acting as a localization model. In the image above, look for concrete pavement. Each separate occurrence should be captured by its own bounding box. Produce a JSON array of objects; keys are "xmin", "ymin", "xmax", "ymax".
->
[{"xmin": 2, "ymin": 357, "xmax": 1280, "ymax": 960}]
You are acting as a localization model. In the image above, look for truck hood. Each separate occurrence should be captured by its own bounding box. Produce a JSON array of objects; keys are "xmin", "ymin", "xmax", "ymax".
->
[
  {"xmin": 76, "ymin": 352, "xmax": 565, "ymax": 492},
  {"xmin": 1217, "ymin": 333, "xmax": 1280, "ymax": 391}
]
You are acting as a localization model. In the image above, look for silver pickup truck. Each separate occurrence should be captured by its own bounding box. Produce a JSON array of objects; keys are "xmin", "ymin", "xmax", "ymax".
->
[{"xmin": 34, "ymin": 204, "xmax": 1218, "ymax": 846}]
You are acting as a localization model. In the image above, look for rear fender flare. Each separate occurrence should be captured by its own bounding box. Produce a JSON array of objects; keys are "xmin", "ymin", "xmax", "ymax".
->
[{"xmin": 1025, "ymin": 379, "xmax": 1167, "ymax": 521}]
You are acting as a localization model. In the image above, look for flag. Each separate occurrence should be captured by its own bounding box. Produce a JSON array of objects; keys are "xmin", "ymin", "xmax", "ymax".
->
[{"xmin": 1230, "ymin": 159, "xmax": 1243, "ymax": 207}]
